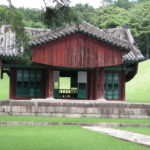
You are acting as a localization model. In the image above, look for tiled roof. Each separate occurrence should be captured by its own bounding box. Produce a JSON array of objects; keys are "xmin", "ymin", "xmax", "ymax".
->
[
  {"xmin": 102, "ymin": 27, "xmax": 145, "ymax": 62},
  {"xmin": 0, "ymin": 22, "xmax": 145, "ymax": 63},
  {"xmin": 0, "ymin": 25, "xmax": 50, "ymax": 57},
  {"xmin": 29, "ymin": 22, "xmax": 133, "ymax": 52},
  {"xmin": 123, "ymin": 48, "xmax": 145, "ymax": 62}
]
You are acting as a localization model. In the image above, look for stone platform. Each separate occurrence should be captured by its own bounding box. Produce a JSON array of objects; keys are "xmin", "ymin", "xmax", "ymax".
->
[{"xmin": 0, "ymin": 99, "xmax": 150, "ymax": 118}]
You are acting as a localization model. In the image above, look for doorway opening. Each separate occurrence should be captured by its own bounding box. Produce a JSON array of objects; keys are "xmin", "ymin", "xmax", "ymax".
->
[{"xmin": 54, "ymin": 70, "xmax": 87, "ymax": 99}]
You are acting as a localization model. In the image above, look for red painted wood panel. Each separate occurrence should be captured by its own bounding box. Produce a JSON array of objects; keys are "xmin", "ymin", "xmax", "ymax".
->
[{"xmin": 32, "ymin": 33, "xmax": 123, "ymax": 68}]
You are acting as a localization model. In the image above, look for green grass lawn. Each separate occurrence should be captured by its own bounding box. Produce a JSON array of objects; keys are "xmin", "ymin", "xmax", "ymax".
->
[
  {"xmin": 126, "ymin": 60, "xmax": 150, "ymax": 103},
  {"xmin": 0, "ymin": 125, "xmax": 149, "ymax": 150},
  {"xmin": 0, "ymin": 74, "xmax": 9, "ymax": 100},
  {"xmin": 59, "ymin": 77, "xmax": 71, "ymax": 89},
  {"xmin": 1, "ymin": 116, "xmax": 150, "ymax": 124},
  {"xmin": 116, "ymin": 127, "xmax": 150, "ymax": 136}
]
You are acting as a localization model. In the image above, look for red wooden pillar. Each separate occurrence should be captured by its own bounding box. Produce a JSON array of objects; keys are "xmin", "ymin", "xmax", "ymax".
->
[
  {"xmin": 88, "ymin": 70, "xmax": 95, "ymax": 100},
  {"xmin": 121, "ymin": 71, "xmax": 125, "ymax": 101},
  {"xmin": 9, "ymin": 68, "xmax": 16, "ymax": 99},
  {"xmin": 46, "ymin": 67, "xmax": 54, "ymax": 98},
  {"xmin": 94, "ymin": 68, "xmax": 99, "ymax": 100},
  {"xmin": 99, "ymin": 69, "xmax": 105, "ymax": 99}
]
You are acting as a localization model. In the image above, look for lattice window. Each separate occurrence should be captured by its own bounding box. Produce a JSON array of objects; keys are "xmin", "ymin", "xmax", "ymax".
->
[
  {"xmin": 16, "ymin": 69, "xmax": 43, "ymax": 98},
  {"xmin": 104, "ymin": 72, "xmax": 120, "ymax": 100}
]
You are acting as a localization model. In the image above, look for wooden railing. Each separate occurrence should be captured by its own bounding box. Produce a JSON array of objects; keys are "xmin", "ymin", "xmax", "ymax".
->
[{"xmin": 59, "ymin": 89, "xmax": 77, "ymax": 98}]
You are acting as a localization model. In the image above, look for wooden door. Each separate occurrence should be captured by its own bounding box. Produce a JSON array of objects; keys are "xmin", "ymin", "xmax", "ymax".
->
[{"xmin": 77, "ymin": 71, "xmax": 87, "ymax": 99}]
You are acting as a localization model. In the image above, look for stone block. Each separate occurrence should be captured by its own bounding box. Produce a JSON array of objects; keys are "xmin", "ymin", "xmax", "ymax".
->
[
  {"xmin": 55, "ymin": 106, "xmax": 69, "ymax": 113},
  {"xmin": 85, "ymin": 108, "xmax": 96, "ymax": 114},
  {"xmin": 0, "ymin": 112, "xmax": 9, "ymax": 116},
  {"xmin": 83, "ymin": 113, "xmax": 102, "ymax": 118},
  {"xmin": 63, "ymin": 113, "xmax": 82, "ymax": 118},
  {"xmin": 143, "ymin": 109, "xmax": 150, "ymax": 116},
  {"xmin": 10, "ymin": 106, "xmax": 21, "ymax": 112},
  {"xmin": 50, "ymin": 113, "xmax": 65, "ymax": 117},
  {"xmin": 37, "ymin": 106, "xmax": 46, "ymax": 113},
  {"xmin": 36, "ymin": 113, "xmax": 50, "ymax": 116},
  {"xmin": 46, "ymin": 106, "xmax": 56, "ymax": 113},
  {"xmin": 0, "ymin": 101, "xmax": 9, "ymax": 106},
  {"xmin": 67, "ymin": 107, "xmax": 84, "ymax": 114},
  {"xmin": 1, "ymin": 106, "xmax": 10, "ymax": 112},
  {"xmin": 10, "ymin": 101, "xmax": 34, "ymax": 106}
]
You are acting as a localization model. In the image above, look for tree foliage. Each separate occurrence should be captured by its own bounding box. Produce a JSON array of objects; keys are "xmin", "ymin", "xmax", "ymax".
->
[
  {"xmin": 0, "ymin": 0, "xmax": 149, "ymax": 58},
  {"xmin": 44, "ymin": 5, "xmax": 79, "ymax": 28},
  {"xmin": 113, "ymin": 0, "xmax": 133, "ymax": 9},
  {"xmin": 128, "ymin": 1, "xmax": 150, "ymax": 57},
  {"xmin": 73, "ymin": 4, "xmax": 96, "ymax": 25},
  {"xmin": 95, "ymin": 6, "xmax": 129, "ymax": 28}
]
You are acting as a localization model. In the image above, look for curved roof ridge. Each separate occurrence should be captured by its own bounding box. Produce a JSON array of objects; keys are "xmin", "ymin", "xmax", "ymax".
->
[
  {"xmin": 79, "ymin": 22, "xmax": 132, "ymax": 47},
  {"xmin": 29, "ymin": 21, "xmax": 132, "ymax": 52}
]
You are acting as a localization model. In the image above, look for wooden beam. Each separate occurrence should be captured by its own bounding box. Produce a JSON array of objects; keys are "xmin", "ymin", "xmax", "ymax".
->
[
  {"xmin": 104, "ymin": 66, "xmax": 134, "ymax": 71},
  {"xmin": 4, "ymin": 64, "xmax": 48, "ymax": 69}
]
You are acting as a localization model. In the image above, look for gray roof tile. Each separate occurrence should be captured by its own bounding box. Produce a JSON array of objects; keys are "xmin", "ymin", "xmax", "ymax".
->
[{"xmin": 0, "ymin": 22, "xmax": 145, "ymax": 63}]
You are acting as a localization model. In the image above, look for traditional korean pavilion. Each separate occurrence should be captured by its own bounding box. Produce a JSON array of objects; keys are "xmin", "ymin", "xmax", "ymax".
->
[{"xmin": 0, "ymin": 22, "xmax": 145, "ymax": 100}]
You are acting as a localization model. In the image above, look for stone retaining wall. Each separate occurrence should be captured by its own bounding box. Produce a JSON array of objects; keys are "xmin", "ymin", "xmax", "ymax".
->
[{"xmin": 0, "ymin": 100, "xmax": 150, "ymax": 119}]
